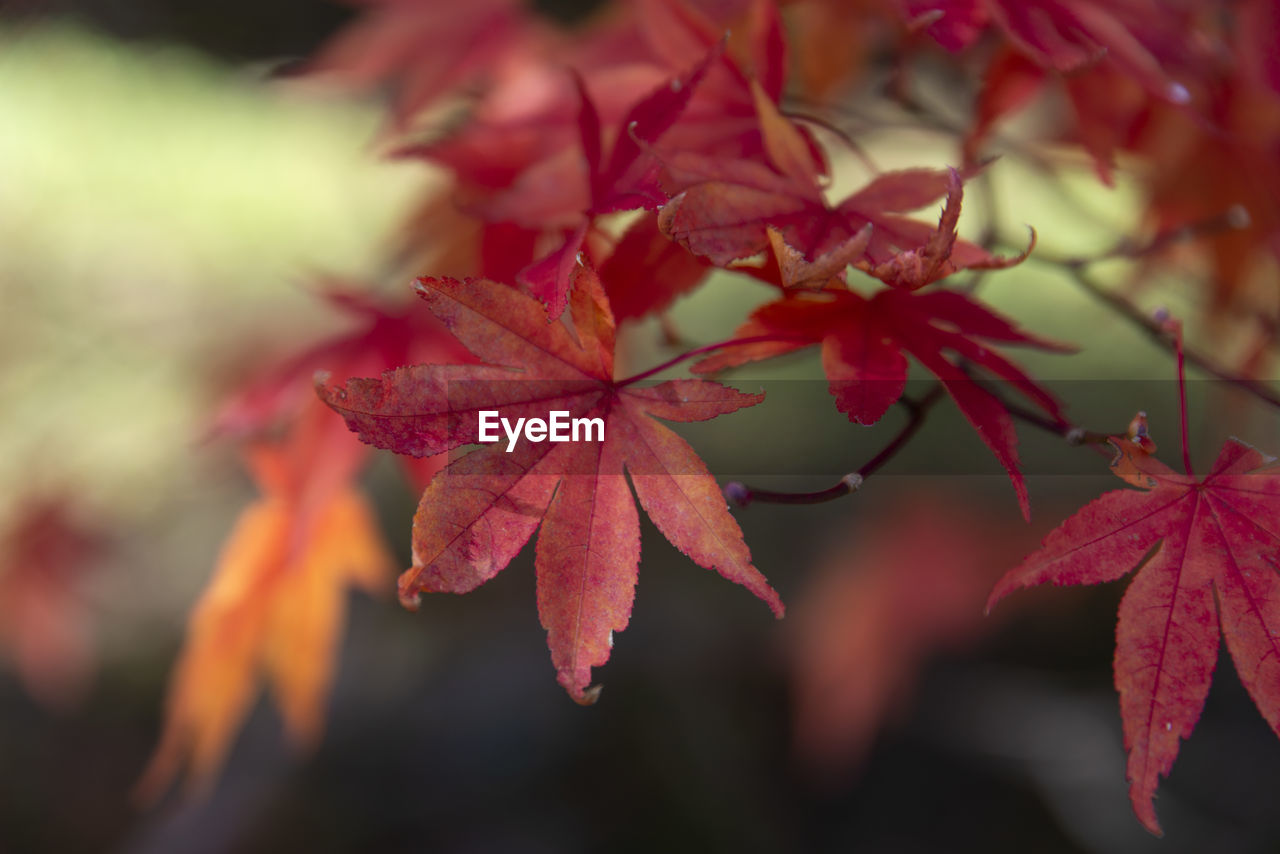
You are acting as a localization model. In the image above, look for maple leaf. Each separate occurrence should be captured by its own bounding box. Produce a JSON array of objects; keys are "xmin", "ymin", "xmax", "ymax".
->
[
  {"xmin": 695, "ymin": 284, "xmax": 1070, "ymax": 518},
  {"xmin": 904, "ymin": 0, "xmax": 1198, "ymax": 90},
  {"xmin": 966, "ymin": 48, "xmax": 1156, "ymax": 185},
  {"xmin": 599, "ymin": 212, "xmax": 711, "ymax": 322},
  {"xmin": 304, "ymin": 0, "xmax": 552, "ymax": 128},
  {"xmin": 657, "ymin": 83, "xmax": 1005, "ymax": 275},
  {"xmin": 407, "ymin": 43, "xmax": 719, "ymax": 318},
  {"xmin": 319, "ymin": 268, "xmax": 782, "ymax": 702},
  {"xmin": 855, "ymin": 168, "xmax": 1035, "ymax": 290},
  {"xmin": 393, "ymin": 0, "xmax": 791, "ymax": 318},
  {"xmin": 136, "ymin": 400, "xmax": 394, "ymax": 801},
  {"xmin": 139, "ymin": 287, "xmax": 468, "ymax": 800},
  {"xmin": 629, "ymin": 0, "xmax": 792, "ymax": 162},
  {"xmin": 511, "ymin": 57, "xmax": 717, "ymax": 317},
  {"xmin": 987, "ymin": 429, "xmax": 1280, "ymax": 835}
]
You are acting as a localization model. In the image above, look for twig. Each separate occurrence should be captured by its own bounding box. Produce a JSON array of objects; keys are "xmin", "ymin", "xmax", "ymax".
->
[
  {"xmin": 724, "ymin": 384, "xmax": 946, "ymax": 507},
  {"xmin": 955, "ymin": 364, "xmax": 1118, "ymax": 458},
  {"xmin": 1055, "ymin": 206, "xmax": 1252, "ymax": 269},
  {"xmin": 1059, "ymin": 264, "xmax": 1280, "ymax": 411},
  {"xmin": 1157, "ymin": 313, "xmax": 1196, "ymax": 475}
]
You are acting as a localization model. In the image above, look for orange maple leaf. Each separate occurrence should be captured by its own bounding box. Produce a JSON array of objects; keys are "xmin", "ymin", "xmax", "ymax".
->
[{"xmin": 136, "ymin": 406, "xmax": 392, "ymax": 801}]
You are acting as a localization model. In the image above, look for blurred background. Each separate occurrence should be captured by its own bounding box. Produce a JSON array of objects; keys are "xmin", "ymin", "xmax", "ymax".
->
[{"xmin": 3, "ymin": 2, "xmax": 1280, "ymax": 852}]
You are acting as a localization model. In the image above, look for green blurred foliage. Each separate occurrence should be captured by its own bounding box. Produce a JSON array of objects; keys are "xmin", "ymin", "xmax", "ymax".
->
[{"xmin": 0, "ymin": 23, "xmax": 422, "ymax": 524}]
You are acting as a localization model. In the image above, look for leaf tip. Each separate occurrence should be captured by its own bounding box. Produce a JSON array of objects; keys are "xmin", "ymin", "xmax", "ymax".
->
[
  {"xmin": 1131, "ymin": 795, "xmax": 1165, "ymax": 837},
  {"xmin": 984, "ymin": 570, "xmax": 1023, "ymax": 615},
  {"xmin": 412, "ymin": 276, "xmax": 446, "ymax": 300},
  {"xmin": 397, "ymin": 585, "xmax": 422, "ymax": 611},
  {"xmin": 312, "ymin": 370, "xmax": 342, "ymax": 405},
  {"xmin": 573, "ymin": 684, "xmax": 603, "ymax": 706},
  {"xmin": 756, "ymin": 580, "xmax": 786, "ymax": 619},
  {"xmin": 1013, "ymin": 475, "xmax": 1032, "ymax": 523}
]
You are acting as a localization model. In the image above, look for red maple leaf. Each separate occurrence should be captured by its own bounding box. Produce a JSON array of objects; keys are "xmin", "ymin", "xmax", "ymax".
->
[
  {"xmin": 402, "ymin": 41, "xmax": 723, "ymax": 318},
  {"xmin": 304, "ymin": 0, "xmax": 552, "ymax": 128},
  {"xmin": 966, "ymin": 49, "xmax": 1152, "ymax": 185},
  {"xmin": 987, "ymin": 428, "xmax": 1280, "ymax": 835},
  {"xmin": 599, "ymin": 212, "xmax": 712, "ymax": 322},
  {"xmin": 905, "ymin": 0, "xmax": 1198, "ymax": 90},
  {"xmin": 507, "ymin": 54, "xmax": 719, "ymax": 317},
  {"xmin": 694, "ymin": 281, "xmax": 1069, "ymax": 517},
  {"xmin": 391, "ymin": 0, "xmax": 791, "ymax": 317},
  {"xmin": 318, "ymin": 268, "xmax": 782, "ymax": 702},
  {"xmin": 855, "ymin": 168, "xmax": 1035, "ymax": 289},
  {"xmin": 752, "ymin": 168, "xmax": 1032, "ymax": 291},
  {"xmin": 939, "ymin": 0, "xmax": 1207, "ymax": 182},
  {"xmin": 657, "ymin": 83, "xmax": 1003, "ymax": 275}
]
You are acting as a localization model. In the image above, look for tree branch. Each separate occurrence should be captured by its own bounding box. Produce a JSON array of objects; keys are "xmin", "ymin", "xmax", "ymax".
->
[
  {"xmin": 1058, "ymin": 264, "xmax": 1280, "ymax": 411},
  {"xmin": 724, "ymin": 384, "xmax": 945, "ymax": 507}
]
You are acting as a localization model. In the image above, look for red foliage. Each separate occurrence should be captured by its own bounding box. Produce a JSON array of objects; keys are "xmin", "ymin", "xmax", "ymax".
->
[
  {"xmin": 657, "ymin": 88, "xmax": 1000, "ymax": 271},
  {"xmin": 130, "ymin": 0, "xmax": 1280, "ymax": 833},
  {"xmin": 693, "ymin": 266, "xmax": 1070, "ymax": 517},
  {"xmin": 319, "ymin": 269, "xmax": 781, "ymax": 702},
  {"xmin": 989, "ymin": 430, "xmax": 1280, "ymax": 835}
]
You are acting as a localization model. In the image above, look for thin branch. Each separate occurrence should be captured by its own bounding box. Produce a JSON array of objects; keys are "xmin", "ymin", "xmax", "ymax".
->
[
  {"xmin": 1047, "ymin": 208, "xmax": 1280, "ymax": 360},
  {"xmin": 1054, "ymin": 206, "xmax": 1252, "ymax": 269},
  {"xmin": 1161, "ymin": 314, "xmax": 1195, "ymax": 475},
  {"xmin": 1060, "ymin": 264, "xmax": 1280, "ymax": 411},
  {"xmin": 724, "ymin": 384, "xmax": 946, "ymax": 507},
  {"xmin": 975, "ymin": 385, "xmax": 1119, "ymax": 463}
]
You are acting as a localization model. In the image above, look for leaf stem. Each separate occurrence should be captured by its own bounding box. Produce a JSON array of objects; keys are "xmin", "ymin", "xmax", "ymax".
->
[
  {"xmin": 953, "ymin": 365, "xmax": 1118, "ymax": 462},
  {"xmin": 724, "ymin": 384, "xmax": 945, "ymax": 507},
  {"xmin": 614, "ymin": 334, "xmax": 806, "ymax": 387},
  {"xmin": 1163, "ymin": 314, "xmax": 1195, "ymax": 476}
]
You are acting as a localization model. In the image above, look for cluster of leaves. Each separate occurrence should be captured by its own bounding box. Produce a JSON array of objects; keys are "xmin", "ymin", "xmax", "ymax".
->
[
  {"xmin": 71, "ymin": 0, "xmax": 1276, "ymax": 836},
  {"xmin": 312, "ymin": 0, "xmax": 1068, "ymax": 707}
]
